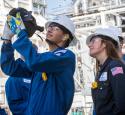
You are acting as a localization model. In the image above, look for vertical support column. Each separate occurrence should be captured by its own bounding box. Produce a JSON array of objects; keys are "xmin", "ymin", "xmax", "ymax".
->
[
  {"xmin": 100, "ymin": 11, "xmax": 106, "ymax": 26},
  {"xmin": 29, "ymin": 0, "xmax": 33, "ymax": 11},
  {"xmin": 73, "ymin": 0, "xmax": 81, "ymax": 15},
  {"xmin": 0, "ymin": 0, "xmax": 4, "ymax": 9},
  {"xmin": 43, "ymin": 0, "xmax": 46, "ymax": 17},
  {"xmin": 82, "ymin": 0, "xmax": 87, "ymax": 14},
  {"xmin": 116, "ymin": 15, "xmax": 121, "ymax": 27},
  {"xmin": 0, "ymin": 0, "xmax": 5, "ymax": 15},
  {"xmin": 0, "ymin": 0, "xmax": 5, "ymax": 35},
  {"xmin": 115, "ymin": 0, "xmax": 119, "ymax": 6},
  {"xmin": 15, "ymin": 0, "xmax": 19, "ymax": 8}
]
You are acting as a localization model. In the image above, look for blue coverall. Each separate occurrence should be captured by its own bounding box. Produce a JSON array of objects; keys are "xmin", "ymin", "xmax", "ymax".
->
[
  {"xmin": 0, "ymin": 43, "xmax": 33, "ymax": 115},
  {"xmin": 1, "ymin": 30, "xmax": 76, "ymax": 115},
  {"xmin": 0, "ymin": 108, "xmax": 7, "ymax": 115},
  {"xmin": 5, "ymin": 75, "xmax": 32, "ymax": 115}
]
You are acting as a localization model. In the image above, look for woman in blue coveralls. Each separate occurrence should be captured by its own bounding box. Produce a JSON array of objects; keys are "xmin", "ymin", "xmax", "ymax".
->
[
  {"xmin": 1, "ymin": 8, "xmax": 76, "ymax": 115},
  {"xmin": 86, "ymin": 27, "xmax": 125, "ymax": 115},
  {"xmin": 0, "ymin": 7, "xmax": 43, "ymax": 115}
]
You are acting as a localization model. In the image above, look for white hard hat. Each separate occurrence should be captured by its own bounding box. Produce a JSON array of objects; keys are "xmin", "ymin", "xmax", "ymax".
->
[
  {"xmin": 86, "ymin": 26, "xmax": 120, "ymax": 45},
  {"xmin": 45, "ymin": 15, "xmax": 76, "ymax": 39},
  {"xmin": 108, "ymin": 26, "xmax": 122, "ymax": 37}
]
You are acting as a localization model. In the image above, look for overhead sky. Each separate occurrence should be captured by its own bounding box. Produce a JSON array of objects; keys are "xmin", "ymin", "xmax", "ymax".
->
[{"xmin": 46, "ymin": 0, "xmax": 73, "ymax": 16}]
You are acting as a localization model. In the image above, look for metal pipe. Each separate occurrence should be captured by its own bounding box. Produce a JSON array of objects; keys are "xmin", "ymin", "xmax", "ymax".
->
[{"xmin": 74, "ymin": 0, "xmax": 82, "ymax": 15}]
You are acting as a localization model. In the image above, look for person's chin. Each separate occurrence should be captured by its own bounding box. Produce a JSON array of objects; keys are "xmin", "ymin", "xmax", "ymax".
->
[
  {"xmin": 90, "ymin": 53, "xmax": 96, "ymax": 58},
  {"xmin": 47, "ymin": 34, "xmax": 53, "ymax": 38}
]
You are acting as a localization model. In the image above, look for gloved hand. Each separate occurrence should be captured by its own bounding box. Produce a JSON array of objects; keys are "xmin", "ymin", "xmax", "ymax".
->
[
  {"xmin": 1, "ymin": 22, "xmax": 14, "ymax": 41},
  {"xmin": 7, "ymin": 12, "xmax": 25, "ymax": 35}
]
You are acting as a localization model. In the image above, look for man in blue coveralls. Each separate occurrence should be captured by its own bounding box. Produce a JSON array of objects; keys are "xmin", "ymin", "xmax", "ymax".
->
[
  {"xmin": 1, "ymin": 8, "xmax": 76, "ymax": 115},
  {"xmin": 0, "ymin": 7, "xmax": 43, "ymax": 115}
]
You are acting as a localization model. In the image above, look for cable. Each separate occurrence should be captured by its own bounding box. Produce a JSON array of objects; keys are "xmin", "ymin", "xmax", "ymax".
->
[{"xmin": 35, "ymin": 33, "xmax": 43, "ymax": 41}]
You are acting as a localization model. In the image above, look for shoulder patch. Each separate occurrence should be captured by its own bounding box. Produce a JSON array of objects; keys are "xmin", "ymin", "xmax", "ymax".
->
[
  {"xmin": 111, "ymin": 67, "xmax": 123, "ymax": 76},
  {"xmin": 54, "ymin": 49, "xmax": 67, "ymax": 56},
  {"xmin": 23, "ymin": 79, "xmax": 31, "ymax": 83}
]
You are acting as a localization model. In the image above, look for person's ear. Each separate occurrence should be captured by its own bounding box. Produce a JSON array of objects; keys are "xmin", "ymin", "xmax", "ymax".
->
[
  {"xmin": 102, "ymin": 42, "xmax": 106, "ymax": 48},
  {"xmin": 62, "ymin": 34, "xmax": 69, "ymax": 41}
]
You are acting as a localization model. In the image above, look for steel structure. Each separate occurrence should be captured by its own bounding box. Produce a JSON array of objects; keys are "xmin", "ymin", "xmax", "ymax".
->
[{"xmin": 1, "ymin": 0, "xmax": 125, "ymax": 114}]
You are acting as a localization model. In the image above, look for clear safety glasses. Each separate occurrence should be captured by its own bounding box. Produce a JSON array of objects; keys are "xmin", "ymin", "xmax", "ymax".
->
[{"xmin": 47, "ymin": 23, "xmax": 63, "ymax": 32}]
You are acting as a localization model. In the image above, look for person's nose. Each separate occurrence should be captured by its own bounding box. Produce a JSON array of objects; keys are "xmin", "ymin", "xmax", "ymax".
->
[{"xmin": 88, "ymin": 42, "xmax": 92, "ymax": 48}]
